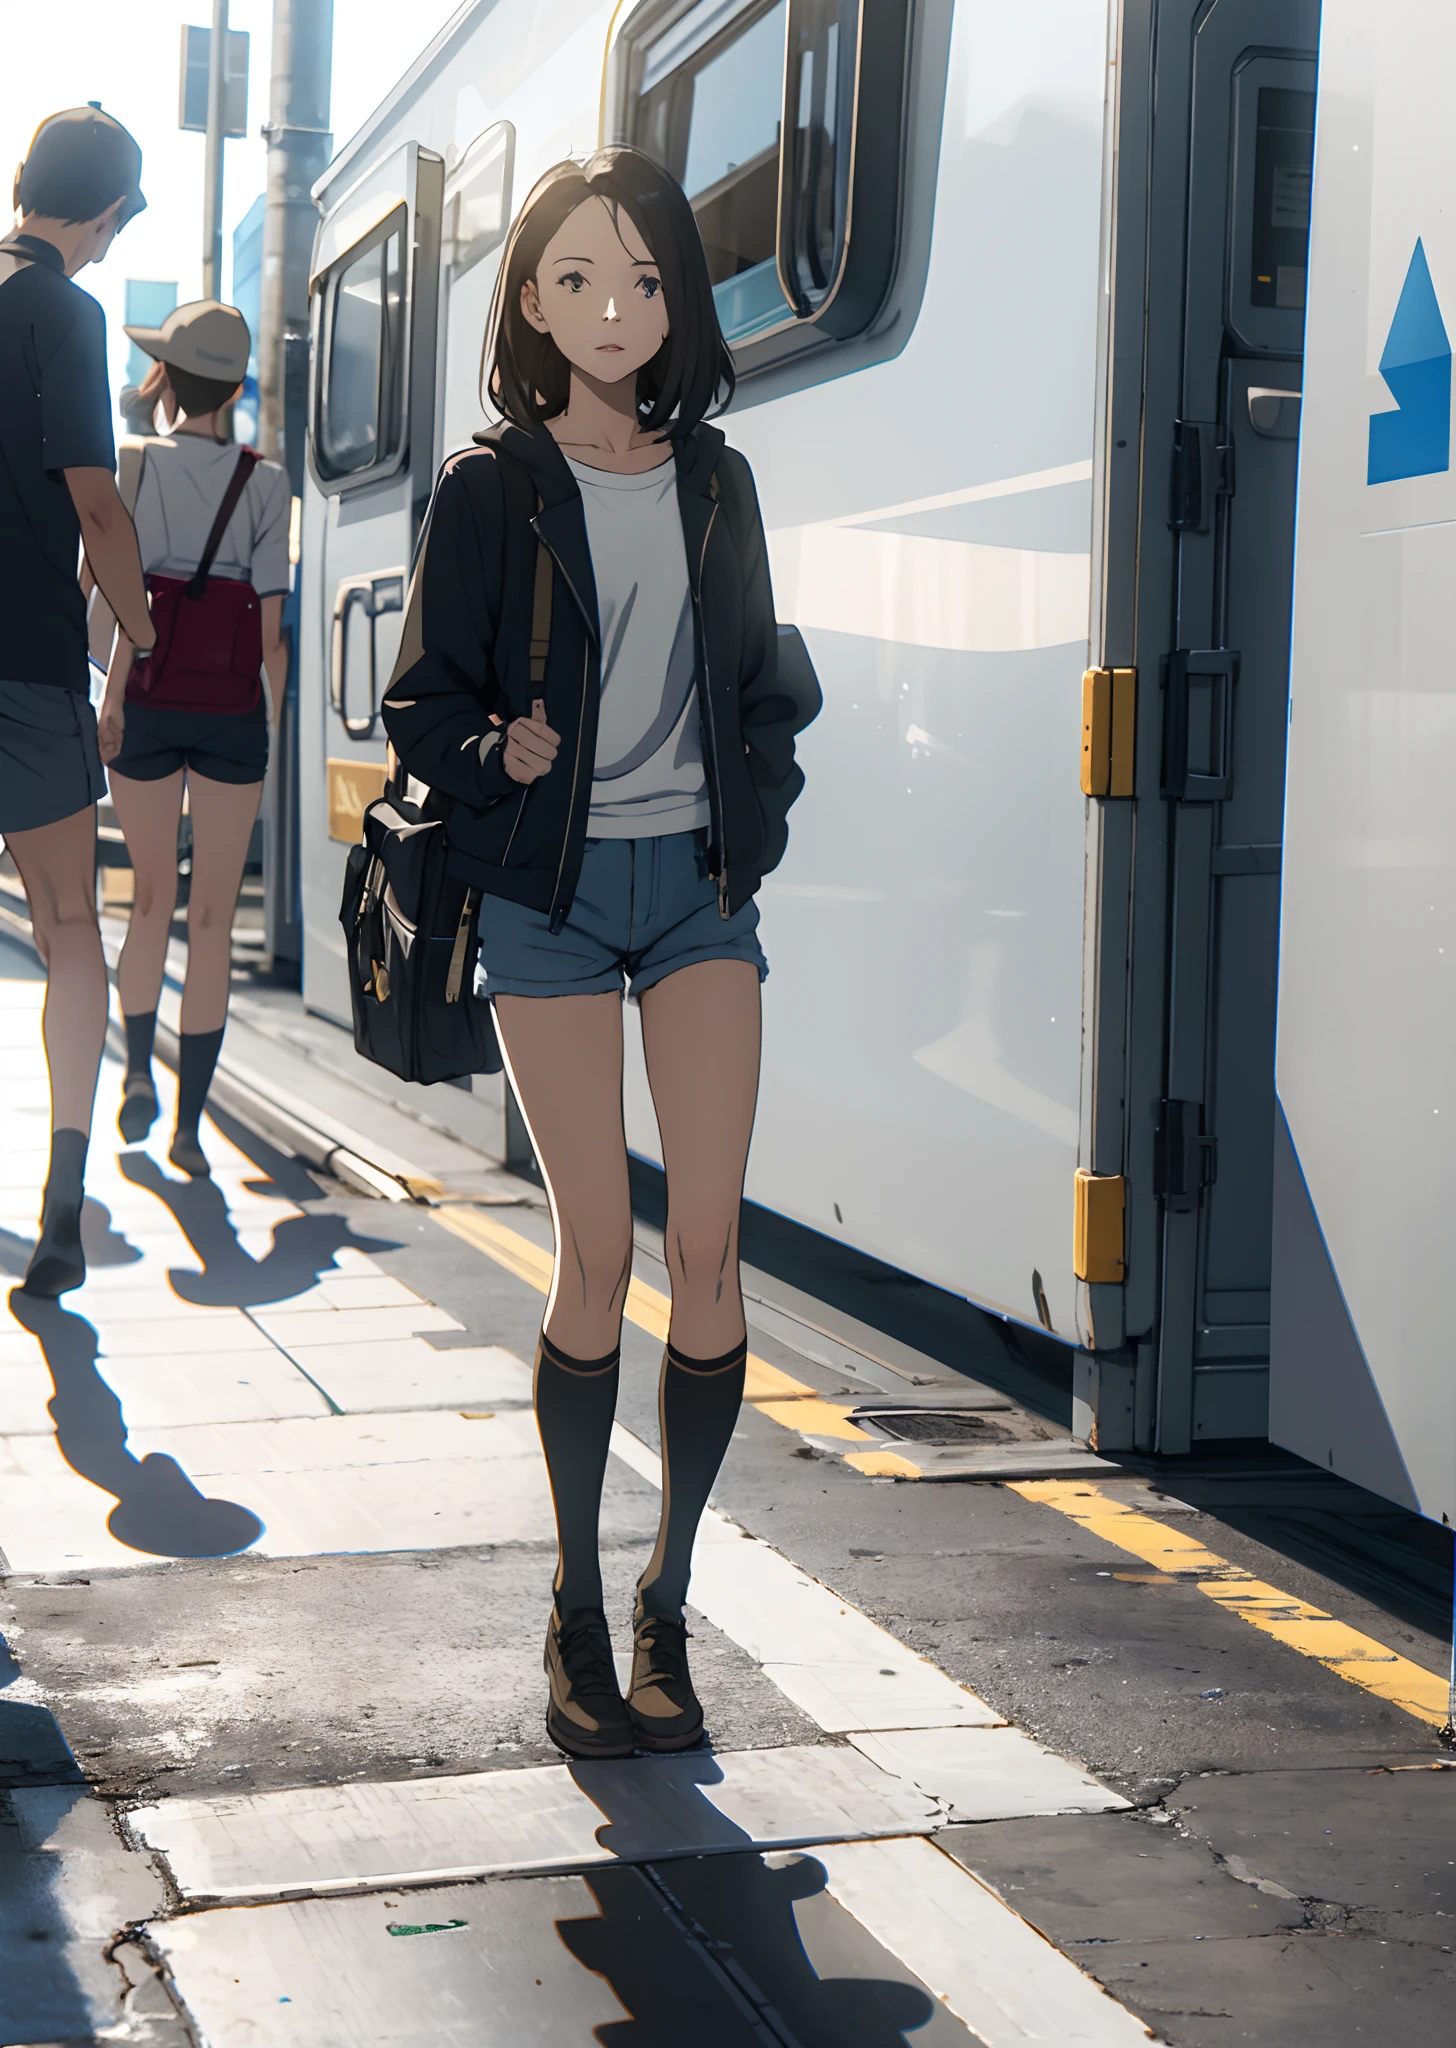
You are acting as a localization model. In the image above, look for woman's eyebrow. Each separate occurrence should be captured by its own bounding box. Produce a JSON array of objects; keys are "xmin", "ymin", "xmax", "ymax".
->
[{"xmin": 552, "ymin": 255, "xmax": 595, "ymax": 265}]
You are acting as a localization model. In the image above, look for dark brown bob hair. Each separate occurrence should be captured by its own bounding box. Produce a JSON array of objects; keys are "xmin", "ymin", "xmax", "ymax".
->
[{"xmin": 485, "ymin": 147, "xmax": 735, "ymax": 438}]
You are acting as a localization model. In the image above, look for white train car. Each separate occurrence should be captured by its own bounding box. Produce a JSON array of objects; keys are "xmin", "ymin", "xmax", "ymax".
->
[
  {"xmin": 1271, "ymin": 0, "xmax": 1456, "ymax": 1525},
  {"xmin": 299, "ymin": 1, "xmax": 1347, "ymax": 1478}
]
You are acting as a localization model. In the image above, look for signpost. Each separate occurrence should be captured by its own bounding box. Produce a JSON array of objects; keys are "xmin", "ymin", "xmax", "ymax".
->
[{"xmin": 179, "ymin": 12, "xmax": 250, "ymax": 300}]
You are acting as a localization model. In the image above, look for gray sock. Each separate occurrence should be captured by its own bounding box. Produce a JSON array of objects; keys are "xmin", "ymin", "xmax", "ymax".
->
[
  {"xmin": 123, "ymin": 1009, "xmax": 157, "ymax": 1084},
  {"xmin": 636, "ymin": 1337, "xmax": 748, "ymax": 1623},
  {"xmin": 533, "ymin": 1330, "xmax": 621, "ymax": 1615}
]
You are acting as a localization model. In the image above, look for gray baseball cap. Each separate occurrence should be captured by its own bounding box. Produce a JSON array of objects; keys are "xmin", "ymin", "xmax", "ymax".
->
[{"xmin": 123, "ymin": 299, "xmax": 250, "ymax": 382}]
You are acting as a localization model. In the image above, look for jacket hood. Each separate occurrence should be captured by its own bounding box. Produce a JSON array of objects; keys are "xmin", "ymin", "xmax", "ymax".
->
[{"xmin": 471, "ymin": 418, "xmax": 726, "ymax": 504}]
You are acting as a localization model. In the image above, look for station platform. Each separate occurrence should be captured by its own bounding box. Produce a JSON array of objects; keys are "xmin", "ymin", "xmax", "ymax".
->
[{"xmin": 0, "ymin": 910, "xmax": 1453, "ymax": 2048}]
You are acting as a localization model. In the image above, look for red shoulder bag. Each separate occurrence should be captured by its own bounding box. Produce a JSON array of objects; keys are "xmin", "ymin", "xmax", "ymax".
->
[{"xmin": 127, "ymin": 448, "xmax": 265, "ymax": 715}]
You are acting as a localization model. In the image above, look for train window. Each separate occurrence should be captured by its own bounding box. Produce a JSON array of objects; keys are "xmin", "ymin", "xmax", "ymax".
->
[
  {"xmin": 610, "ymin": 0, "xmax": 910, "ymax": 366},
  {"xmin": 638, "ymin": 0, "xmax": 791, "ymax": 342},
  {"xmin": 1227, "ymin": 55, "xmax": 1317, "ymax": 354},
  {"xmin": 445, "ymin": 122, "xmax": 515, "ymax": 281},
  {"xmin": 316, "ymin": 210, "xmax": 406, "ymax": 481}
]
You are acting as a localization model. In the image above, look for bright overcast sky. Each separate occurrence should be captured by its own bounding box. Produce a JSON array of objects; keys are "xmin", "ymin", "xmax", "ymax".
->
[{"xmin": 1, "ymin": 0, "xmax": 461, "ymax": 409}]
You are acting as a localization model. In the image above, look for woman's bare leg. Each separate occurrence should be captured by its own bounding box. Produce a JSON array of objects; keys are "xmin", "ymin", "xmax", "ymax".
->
[
  {"xmin": 633, "ymin": 958, "xmax": 761, "ymax": 1644},
  {"xmin": 494, "ymin": 990, "xmax": 634, "ymax": 1357},
  {"xmin": 109, "ymin": 769, "xmax": 184, "ymax": 1020},
  {"xmin": 177, "ymin": 771, "xmax": 263, "ymax": 1034},
  {"xmin": 639, "ymin": 957, "xmax": 762, "ymax": 1355},
  {"xmin": 494, "ymin": 990, "xmax": 633, "ymax": 1639},
  {"xmin": 7, "ymin": 805, "xmax": 107, "ymax": 1137}
]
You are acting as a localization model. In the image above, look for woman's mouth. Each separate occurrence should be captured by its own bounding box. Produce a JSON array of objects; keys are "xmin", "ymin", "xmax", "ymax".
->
[{"xmin": 596, "ymin": 343, "xmax": 624, "ymax": 352}]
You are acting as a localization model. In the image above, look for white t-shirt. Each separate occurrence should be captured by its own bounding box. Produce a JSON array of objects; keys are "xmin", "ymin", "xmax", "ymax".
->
[
  {"xmin": 128, "ymin": 433, "xmax": 291, "ymax": 596},
  {"xmin": 567, "ymin": 454, "xmax": 710, "ymax": 839}
]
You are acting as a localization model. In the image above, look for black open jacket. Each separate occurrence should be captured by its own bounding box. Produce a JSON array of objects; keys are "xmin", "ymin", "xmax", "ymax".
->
[{"xmin": 381, "ymin": 419, "xmax": 814, "ymax": 932}]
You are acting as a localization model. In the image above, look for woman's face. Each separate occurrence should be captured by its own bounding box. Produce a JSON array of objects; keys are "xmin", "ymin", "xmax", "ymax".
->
[{"xmin": 521, "ymin": 194, "xmax": 668, "ymax": 388}]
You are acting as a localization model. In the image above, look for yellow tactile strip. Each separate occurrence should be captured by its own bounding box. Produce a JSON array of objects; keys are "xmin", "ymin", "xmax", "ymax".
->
[
  {"xmin": 430, "ymin": 1203, "xmax": 919, "ymax": 1479},
  {"xmin": 1011, "ymin": 1480, "xmax": 1450, "ymax": 1731}
]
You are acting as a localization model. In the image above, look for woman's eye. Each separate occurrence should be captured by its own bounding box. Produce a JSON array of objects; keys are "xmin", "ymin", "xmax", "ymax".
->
[
  {"xmin": 637, "ymin": 275, "xmax": 662, "ymax": 301},
  {"xmin": 558, "ymin": 270, "xmax": 587, "ymax": 293}
]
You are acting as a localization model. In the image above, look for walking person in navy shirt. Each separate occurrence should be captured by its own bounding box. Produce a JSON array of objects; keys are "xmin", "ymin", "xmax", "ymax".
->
[{"xmin": 0, "ymin": 108, "xmax": 154, "ymax": 1295}]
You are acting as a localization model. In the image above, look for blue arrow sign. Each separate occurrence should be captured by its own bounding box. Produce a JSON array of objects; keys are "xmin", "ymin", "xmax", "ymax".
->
[{"xmin": 1368, "ymin": 239, "xmax": 1451, "ymax": 485}]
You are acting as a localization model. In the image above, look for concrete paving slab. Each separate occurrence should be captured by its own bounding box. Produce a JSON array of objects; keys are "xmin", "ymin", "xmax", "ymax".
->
[
  {"xmin": 146, "ymin": 1855, "xmax": 986, "ymax": 2048},
  {"xmin": 684, "ymin": 1504, "xmax": 1002, "ymax": 1733},
  {"xmin": 129, "ymin": 1744, "xmax": 939, "ymax": 1901},
  {"xmin": 847, "ymin": 1727, "xmax": 1128, "ymax": 1822},
  {"xmin": 251, "ymin": 1304, "xmax": 465, "ymax": 1348},
  {"xmin": 1, "ymin": 1784, "xmax": 167, "ymax": 2044},
  {"xmin": 294, "ymin": 1340, "xmax": 533, "ymax": 1414},
  {"xmin": 815, "ymin": 1836, "xmax": 1154, "ymax": 2044}
]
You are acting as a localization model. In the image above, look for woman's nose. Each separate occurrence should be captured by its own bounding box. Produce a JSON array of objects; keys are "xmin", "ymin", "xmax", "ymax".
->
[{"xmin": 604, "ymin": 296, "xmax": 619, "ymax": 322}]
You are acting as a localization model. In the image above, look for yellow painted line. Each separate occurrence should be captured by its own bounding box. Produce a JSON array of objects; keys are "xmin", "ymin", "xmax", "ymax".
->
[
  {"xmin": 1011, "ymin": 1479, "xmax": 1450, "ymax": 1729},
  {"xmin": 432, "ymin": 1203, "xmax": 920, "ymax": 1477}
]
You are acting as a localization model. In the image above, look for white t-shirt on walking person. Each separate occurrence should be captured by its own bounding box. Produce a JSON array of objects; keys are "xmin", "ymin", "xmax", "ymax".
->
[
  {"xmin": 566, "ymin": 455, "xmax": 711, "ymax": 839},
  {"xmin": 128, "ymin": 434, "xmax": 291, "ymax": 595}
]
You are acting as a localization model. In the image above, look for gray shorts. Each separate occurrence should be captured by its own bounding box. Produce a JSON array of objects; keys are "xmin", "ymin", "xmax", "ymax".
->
[
  {"xmin": 0, "ymin": 679, "xmax": 105, "ymax": 835},
  {"xmin": 476, "ymin": 830, "xmax": 768, "ymax": 1001}
]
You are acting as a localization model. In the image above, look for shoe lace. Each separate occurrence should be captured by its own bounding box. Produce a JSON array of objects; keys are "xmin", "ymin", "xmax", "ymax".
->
[
  {"xmin": 557, "ymin": 1611, "xmax": 620, "ymax": 1698},
  {"xmin": 635, "ymin": 1614, "xmax": 688, "ymax": 1683}
]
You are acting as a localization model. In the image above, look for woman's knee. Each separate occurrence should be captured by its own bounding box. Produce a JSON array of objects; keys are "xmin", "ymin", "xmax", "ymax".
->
[
  {"xmin": 555, "ymin": 1219, "xmax": 634, "ymax": 1316},
  {"xmin": 663, "ymin": 1214, "xmax": 740, "ymax": 1295}
]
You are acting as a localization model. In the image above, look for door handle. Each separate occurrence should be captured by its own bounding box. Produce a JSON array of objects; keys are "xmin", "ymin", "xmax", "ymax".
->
[{"xmin": 1162, "ymin": 649, "xmax": 1239, "ymax": 802}]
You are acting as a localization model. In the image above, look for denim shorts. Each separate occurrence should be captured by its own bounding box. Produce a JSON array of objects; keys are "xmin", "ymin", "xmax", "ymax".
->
[
  {"xmin": 476, "ymin": 830, "xmax": 768, "ymax": 1001},
  {"xmin": 110, "ymin": 701, "xmax": 268, "ymax": 785}
]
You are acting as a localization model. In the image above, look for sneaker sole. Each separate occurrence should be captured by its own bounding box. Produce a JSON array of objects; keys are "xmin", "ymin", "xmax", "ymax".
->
[
  {"xmin": 545, "ymin": 1706, "xmax": 635, "ymax": 1761},
  {"xmin": 626, "ymin": 1711, "xmax": 706, "ymax": 1753}
]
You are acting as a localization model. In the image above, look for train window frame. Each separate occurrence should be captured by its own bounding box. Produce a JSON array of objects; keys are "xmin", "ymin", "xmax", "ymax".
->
[
  {"xmin": 1226, "ymin": 53, "xmax": 1317, "ymax": 356},
  {"xmin": 603, "ymin": 0, "xmax": 912, "ymax": 375},
  {"xmin": 310, "ymin": 204, "xmax": 409, "ymax": 492},
  {"xmin": 444, "ymin": 121, "xmax": 515, "ymax": 283}
]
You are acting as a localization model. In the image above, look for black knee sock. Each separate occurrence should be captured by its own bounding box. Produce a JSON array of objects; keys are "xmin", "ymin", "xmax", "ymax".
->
[
  {"xmin": 174, "ymin": 1027, "xmax": 225, "ymax": 1136},
  {"xmin": 533, "ymin": 1330, "xmax": 622, "ymax": 1615},
  {"xmin": 41, "ymin": 1127, "xmax": 89, "ymax": 1218},
  {"xmin": 637, "ymin": 1336, "xmax": 748, "ymax": 1623},
  {"xmin": 123, "ymin": 1009, "xmax": 157, "ymax": 1084}
]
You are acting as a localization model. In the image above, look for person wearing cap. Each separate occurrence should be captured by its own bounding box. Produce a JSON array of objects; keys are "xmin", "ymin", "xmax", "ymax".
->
[
  {"xmin": 0, "ymin": 106, "xmax": 152, "ymax": 1297},
  {"xmin": 95, "ymin": 300, "xmax": 290, "ymax": 1176}
]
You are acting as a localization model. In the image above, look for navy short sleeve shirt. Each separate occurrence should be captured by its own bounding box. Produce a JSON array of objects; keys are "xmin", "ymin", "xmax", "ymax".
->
[{"xmin": 0, "ymin": 235, "xmax": 116, "ymax": 689}]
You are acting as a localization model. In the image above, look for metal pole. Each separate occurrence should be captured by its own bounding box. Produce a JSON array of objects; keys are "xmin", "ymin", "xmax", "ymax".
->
[
  {"xmin": 202, "ymin": 0, "xmax": 229, "ymax": 298},
  {"xmin": 258, "ymin": 0, "xmax": 333, "ymax": 475}
]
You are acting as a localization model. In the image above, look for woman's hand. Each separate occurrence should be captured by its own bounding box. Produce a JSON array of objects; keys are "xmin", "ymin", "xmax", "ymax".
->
[
  {"xmin": 97, "ymin": 691, "xmax": 125, "ymax": 765},
  {"xmin": 502, "ymin": 698, "xmax": 560, "ymax": 784}
]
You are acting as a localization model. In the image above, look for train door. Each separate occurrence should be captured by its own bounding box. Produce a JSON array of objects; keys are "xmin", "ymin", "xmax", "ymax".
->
[
  {"xmin": 1085, "ymin": 0, "xmax": 1319, "ymax": 1452},
  {"xmin": 299, "ymin": 142, "xmax": 443, "ymax": 1026}
]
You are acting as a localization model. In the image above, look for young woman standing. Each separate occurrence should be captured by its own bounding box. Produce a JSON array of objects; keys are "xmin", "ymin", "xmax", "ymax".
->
[
  {"xmin": 383, "ymin": 150, "xmax": 814, "ymax": 1758},
  {"xmin": 96, "ymin": 302, "xmax": 290, "ymax": 1175}
]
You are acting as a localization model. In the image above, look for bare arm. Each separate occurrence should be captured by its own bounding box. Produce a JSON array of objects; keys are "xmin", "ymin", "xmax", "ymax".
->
[
  {"xmin": 261, "ymin": 595, "xmax": 288, "ymax": 720},
  {"xmin": 65, "ymin": 467, "xmax": 153, "ymax": 650}
]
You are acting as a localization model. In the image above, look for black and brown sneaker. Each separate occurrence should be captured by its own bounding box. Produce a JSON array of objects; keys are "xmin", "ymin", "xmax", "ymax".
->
[
  {"xmin": 544, "ymin": 1607, "xmax": 634, "ymax": 1759},
  {"xmin": 626, "ymin": 1613, "xmax": 705, "ymax": 1751}
]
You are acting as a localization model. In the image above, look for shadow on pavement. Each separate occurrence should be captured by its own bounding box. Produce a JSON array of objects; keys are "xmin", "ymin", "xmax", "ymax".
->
[
  {"xmin": 561, "ymin": 1753, "xmax": 938, "ymax": 2046},
  {"xmin": 119, "ymin": 1149, "xmax": 397, "ymax": 1310},
  {"xmin": 6, "ymin": 1288, "xmax": 263, "ymax": 1560}
]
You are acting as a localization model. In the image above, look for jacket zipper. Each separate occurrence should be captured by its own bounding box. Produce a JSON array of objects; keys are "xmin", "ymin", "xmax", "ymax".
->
[
  {"xmin": 692, "ymin": 501, "xmax": 730, "ymax": 919},
  {"xmin": 531, "ymin": 515, "xmax": 596, "ymax": 933}
]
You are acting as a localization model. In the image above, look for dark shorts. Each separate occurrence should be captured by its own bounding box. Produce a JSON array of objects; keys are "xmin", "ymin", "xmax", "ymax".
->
[
  {"xmin": 476, "ymin": 830, "xmax": 768, "ymax": 1002},
  {"xmin": 110, "ymin": 701, "xmax": 268, "ymax": 785},
  {"xmin": 0, "ymin": 679, "xmax": 106, "ymax": 834}
]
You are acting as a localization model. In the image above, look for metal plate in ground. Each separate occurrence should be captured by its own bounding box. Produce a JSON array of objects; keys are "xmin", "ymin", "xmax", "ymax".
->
[{"xmin": 856, "ymin": 1410, "xmax": 1016, "ymax": 1446}]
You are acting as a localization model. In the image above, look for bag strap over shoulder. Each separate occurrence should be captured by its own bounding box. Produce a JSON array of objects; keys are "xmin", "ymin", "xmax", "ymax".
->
[
  {"xmin": 529, "ymin": 491, "xmax": 552, "ymax": 691},
  {"xmin": 185, "ymin": 447, "xmax": 259, "ymax": 600}
]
